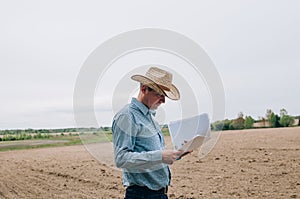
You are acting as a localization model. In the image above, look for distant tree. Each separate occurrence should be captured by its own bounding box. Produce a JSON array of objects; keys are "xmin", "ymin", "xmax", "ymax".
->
[
  {"xmin": 244, "ymin": 116, "xmax": 255, "ymax": 129},
  {"xmin": 16, "ymin": 129, "xmax": 22, "ymax": 134},
  {"xmin": 223, "ymin": 119, "xmax": 231, "ymax": 130},
  {"xmin": 279, "ymin": 115, "xmax": 295, "ymax": 127},
  {"xmin": 26, "ymin": 134, "xmax": 32, "ymax": 140},
  {"xmin": 34, "ymin": 133, "xmax": 43, "ymax": 139},
  {"xmin": 103, "ymin": 127, "xmax": 110, "ymax": 131},
  {"xmin": 269, "ymin": 112, "xmax": 280, "ymax": 127},
  {"xmin": 230, "ymin": 113, "xmax": 245, "ymax": 130},
  {"xmin": 238, "ymin": 112, "xmax": 244, "ymax": 119},
  {"xmin": 211, "ymin": 119, "xmax": 232, "ymax": 131},
  {"xmin": 211, "ymin": 120, "xmax": 224, "ymax": 131},
  {"xmin": 266, "ymin": 109, "xmax": 273, "ymax": 120},
  {"xmin": 25, "ymin": 128, "xmax": 32, "ymax": 133},
  {"xmin": 280, "ymin": 108, "xmax": 288, "ymax": 117}
]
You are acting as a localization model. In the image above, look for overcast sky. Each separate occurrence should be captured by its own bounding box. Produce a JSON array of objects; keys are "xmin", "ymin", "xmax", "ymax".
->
[{"xmin": 1, "ymin": 1, "xmax": 299, "ymax": 129}]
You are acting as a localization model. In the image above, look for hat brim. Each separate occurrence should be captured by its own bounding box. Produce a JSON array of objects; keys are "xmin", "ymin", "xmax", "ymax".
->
[{"xmin": 131, "ymin": 75, "xmax": 180, "ymax": 100}]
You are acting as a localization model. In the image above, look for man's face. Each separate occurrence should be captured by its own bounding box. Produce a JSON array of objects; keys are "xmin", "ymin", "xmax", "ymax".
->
[{"xmin": 143, "ymin": 86, "xmax": 165, "ymax": 110}]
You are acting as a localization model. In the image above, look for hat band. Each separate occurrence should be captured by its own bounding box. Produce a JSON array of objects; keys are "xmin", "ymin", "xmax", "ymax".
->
[
  {"xmin": 157, "ymin": 84, "xmax": 171, "ymax": 91},
  {"xmin": 145, "ymin": 75, "xmax": 172, "ymax": 91}
]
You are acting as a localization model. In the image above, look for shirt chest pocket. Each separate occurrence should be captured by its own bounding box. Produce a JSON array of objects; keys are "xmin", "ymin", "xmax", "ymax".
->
[{"xmin": 134, "ymin": 131, "xmax": 162, "ymax": 151}]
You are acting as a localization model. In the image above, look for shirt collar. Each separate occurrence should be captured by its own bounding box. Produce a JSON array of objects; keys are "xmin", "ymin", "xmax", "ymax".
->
[
  {"xmin": 149, "ymin": 110, "xmax": 156, "ymax": 116},
  {"xmin": 131, "ymin": 98, "xmax": 156, "ymax": 116}
]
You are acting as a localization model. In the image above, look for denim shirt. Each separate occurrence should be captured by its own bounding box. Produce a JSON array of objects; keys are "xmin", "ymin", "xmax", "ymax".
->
[{"xmin": 112, "ymin": 98, "xmax": 170, "ymax": 190}]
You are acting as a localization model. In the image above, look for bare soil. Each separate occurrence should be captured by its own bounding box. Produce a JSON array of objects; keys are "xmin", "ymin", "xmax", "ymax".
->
[
  {"xmin": 0, "ymin": 140, "xmax": 68, "ymax": 148},
  {"xmin": 0, "ymin": 127, "xmax": 299, "ymax": 198}
]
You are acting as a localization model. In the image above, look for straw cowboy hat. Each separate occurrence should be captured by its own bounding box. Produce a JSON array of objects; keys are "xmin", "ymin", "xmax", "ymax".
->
[{"xmin": 131, "ymin": 67, "xmax": 180, "ymax": 100}]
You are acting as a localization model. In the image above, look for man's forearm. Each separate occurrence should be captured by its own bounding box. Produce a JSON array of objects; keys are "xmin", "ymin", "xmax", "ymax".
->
[{"xmin": 114, "ymin": 147, "xmax": 162, "ymax": 169}]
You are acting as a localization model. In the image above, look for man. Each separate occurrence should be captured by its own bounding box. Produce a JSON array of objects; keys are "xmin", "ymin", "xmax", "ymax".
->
[{"xmin": 112, "ymin": 67, "xmax": 185, "ymax": 199}]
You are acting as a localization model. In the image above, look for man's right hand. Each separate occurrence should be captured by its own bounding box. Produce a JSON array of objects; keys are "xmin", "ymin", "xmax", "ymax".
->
[{"xmin": 162, "ymin": 150, "xmax": 182, "ymax": 165}]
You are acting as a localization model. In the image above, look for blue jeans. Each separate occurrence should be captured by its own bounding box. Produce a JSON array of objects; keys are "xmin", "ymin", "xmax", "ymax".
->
[{"xmin": 125, "ymin": 185, "xmax": 168, "ymax": 199}]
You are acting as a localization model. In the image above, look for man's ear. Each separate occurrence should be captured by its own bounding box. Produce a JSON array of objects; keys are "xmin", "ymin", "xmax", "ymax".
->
[{"xmin": 141, "ymin": 85, "xmax": 147, "ymax": 93}]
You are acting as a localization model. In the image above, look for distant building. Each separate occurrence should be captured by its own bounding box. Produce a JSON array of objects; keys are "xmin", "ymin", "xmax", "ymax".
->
[
  {"xmin": 293, "ymin": 118, "xmax": 299, "ymax": 126},
  {"xmin": 253, "ymin": 120, "xmax": 270, "ymax": 128}
]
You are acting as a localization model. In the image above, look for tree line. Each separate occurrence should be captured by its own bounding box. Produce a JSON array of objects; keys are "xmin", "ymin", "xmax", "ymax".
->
[
  {"xmin": 0, "ymin": 133, "xmax": 50, "ymax": 142},
  {"xmin": 1, "ymin": 109, "xmax": 298, "ymax": 137},
  {"xmin": 0, "ymin": 127, "xmax": 110, "ymax": 136},
  {"xmin": 211, "ymin": 108, "xmax": 299, "ymax": 131}
]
